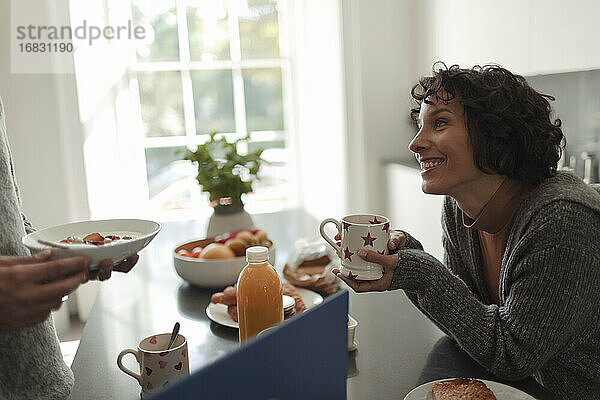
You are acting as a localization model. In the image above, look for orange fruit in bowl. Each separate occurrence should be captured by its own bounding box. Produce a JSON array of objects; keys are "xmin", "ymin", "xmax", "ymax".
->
[{"xmin": 199, "ymin": 243, "xmax": 235, "ymax": 259}]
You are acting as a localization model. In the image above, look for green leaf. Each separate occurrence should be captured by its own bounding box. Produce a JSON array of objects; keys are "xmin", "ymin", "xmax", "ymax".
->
[{"xmin": 181, "ymin": 132, "xmax": 266, "ymax": 206}]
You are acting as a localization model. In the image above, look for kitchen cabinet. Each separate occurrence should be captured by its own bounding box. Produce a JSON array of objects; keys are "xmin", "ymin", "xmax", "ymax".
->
[
  {"xmin": 530, "ymin": 0, "xmax": 600, "ymax": 74},
  {"xmin": 424, "ymin": 0, "xmax": 600, "ymax": 76},
  {"xmin": 384, "ymin": 162, "xmax": 444, "ymax": 261},
  {"xmin": 428, "ymin": 0, "xmax": 530, "ymax": 74}
]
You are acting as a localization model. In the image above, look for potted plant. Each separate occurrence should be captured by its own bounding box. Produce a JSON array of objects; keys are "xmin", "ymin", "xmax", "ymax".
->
[{"xmin": 182, "ymin": 132, "xmax": 266, "ymax": 215}]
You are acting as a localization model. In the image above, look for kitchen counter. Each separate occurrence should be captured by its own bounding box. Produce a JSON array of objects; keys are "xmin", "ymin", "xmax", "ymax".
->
[{"xmin": 69, "ymin": 209, "xmax": 555, "ymax": 399}]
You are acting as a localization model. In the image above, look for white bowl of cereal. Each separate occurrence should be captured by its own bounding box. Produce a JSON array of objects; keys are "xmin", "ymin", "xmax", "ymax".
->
[{"xmin": 22, "ymin": 219, "xmax": 160, "ymax": 270}]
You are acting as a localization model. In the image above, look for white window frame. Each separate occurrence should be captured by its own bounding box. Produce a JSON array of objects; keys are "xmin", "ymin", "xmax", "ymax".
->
[{"xmin": 127, "ymin": 0, "xmax": 295, "ymax": 220}]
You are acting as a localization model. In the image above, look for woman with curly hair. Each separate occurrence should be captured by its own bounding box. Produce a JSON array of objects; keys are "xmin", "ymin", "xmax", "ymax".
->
[{"xmin": 334, "ymin": 64, "xmax": 600, "ymax": 398}]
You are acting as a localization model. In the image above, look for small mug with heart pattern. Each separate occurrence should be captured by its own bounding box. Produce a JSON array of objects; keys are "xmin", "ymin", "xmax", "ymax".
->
[{"xmin": 117, "ymin": 333, "xmax": 189, "ymax": 396}]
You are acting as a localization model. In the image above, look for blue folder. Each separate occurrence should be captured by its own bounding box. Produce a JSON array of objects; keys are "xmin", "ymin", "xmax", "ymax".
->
[{"xmin": 149, "ymin": 290, "xmax": 349, "ymax": 400}]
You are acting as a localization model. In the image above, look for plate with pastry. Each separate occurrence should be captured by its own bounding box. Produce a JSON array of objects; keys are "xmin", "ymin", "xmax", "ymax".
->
[
  {"xmin": 206, "ymin": 284, "xmax": 323, "ymax": 329},
  {"xmin": 404, "ymin": 377, "xmax": 536, "ymax": 400},
  {"xmin": 283, "ymin": 238, "xmax": 340, "ymax": 296}
]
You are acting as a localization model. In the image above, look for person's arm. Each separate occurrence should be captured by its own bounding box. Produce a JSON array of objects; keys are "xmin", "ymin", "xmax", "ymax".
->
[
  {"xmin": 398, "ymin": 197, "xmax": 480, "ymax": 338},
  {"xmin": 389, "ymin": 201, "xmax": 600, "ymax": 380}
]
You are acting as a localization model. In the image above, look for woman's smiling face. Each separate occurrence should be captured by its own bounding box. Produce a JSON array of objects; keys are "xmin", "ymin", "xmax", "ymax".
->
[{"xmin": 409, "ymin": 96, "xmax": 489, "ymax": 197}]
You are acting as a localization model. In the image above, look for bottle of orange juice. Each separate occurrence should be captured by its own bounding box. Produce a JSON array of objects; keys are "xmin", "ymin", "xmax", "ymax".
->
[{"xmin": 236, "ymin": 246, "xmax": 283, "ymax": 342}]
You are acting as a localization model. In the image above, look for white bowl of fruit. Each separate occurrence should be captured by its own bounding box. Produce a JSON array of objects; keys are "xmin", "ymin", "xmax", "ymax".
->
[{"xmin": 173, "ymin": 228, "xmax": 276, "ymax": 288}]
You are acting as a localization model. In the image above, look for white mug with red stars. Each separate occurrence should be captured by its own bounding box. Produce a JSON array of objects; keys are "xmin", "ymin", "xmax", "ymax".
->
[
  {"xmin": 117, "ymin": 332, "xmax": 189, "ymax": 397},
  {"xmin": 320, "ymin": 214, "xmax": 391, "ymax": 280}
]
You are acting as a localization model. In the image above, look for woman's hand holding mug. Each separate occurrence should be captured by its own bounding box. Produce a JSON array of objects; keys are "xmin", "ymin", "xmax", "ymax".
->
[{"xmin": 332, "ymin": 230, "xmax": 407, "ymax": 293}]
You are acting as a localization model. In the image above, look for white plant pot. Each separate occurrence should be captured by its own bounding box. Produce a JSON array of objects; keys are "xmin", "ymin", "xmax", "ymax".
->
[{"xmin": 206, "ymin": 208, "xmax": 254, "ymax": 237}]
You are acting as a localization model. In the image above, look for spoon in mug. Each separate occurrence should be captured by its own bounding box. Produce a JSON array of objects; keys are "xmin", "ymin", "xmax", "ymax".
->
[{"xmin": 167, "ymin": 322, "xmax": 180, "ymax": 350}]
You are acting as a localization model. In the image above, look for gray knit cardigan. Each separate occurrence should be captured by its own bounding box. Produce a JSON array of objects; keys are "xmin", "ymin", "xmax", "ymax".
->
[
  {"xmin": 392, "ymin": 171, "xmax": 600, "ymax": 399},
  {"xmin": 0, "ymin": 97, "xmax": 74, "ymax": 399}
]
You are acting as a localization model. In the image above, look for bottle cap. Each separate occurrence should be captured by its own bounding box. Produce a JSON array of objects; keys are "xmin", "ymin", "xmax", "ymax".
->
[{"xmin": 246, "ymin": 246, "xmax": 269, "ymax": 263}]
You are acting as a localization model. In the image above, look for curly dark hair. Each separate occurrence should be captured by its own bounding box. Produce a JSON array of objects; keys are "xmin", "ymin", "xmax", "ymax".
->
[{"xmin": 410, "ymin": 63, "xmax": 565, "ymax": 184}]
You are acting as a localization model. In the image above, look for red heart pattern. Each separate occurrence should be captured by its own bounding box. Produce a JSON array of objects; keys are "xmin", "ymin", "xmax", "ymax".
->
[
  {"xmin": 182, "ymin": 350, "xmax": 186, "ymax": 357},
  {"xmin": 147, "ymin": 382, "xmax": 153, "ymax": 390},
  {"xmin": 174, "ymin": 362, "xmax": 182, "ymax": 370},
  {"xmin": 149, "ymin": 336, "xmax": 157, "ymax": 345},
  {"xmin": 159, "ymin": 352, "xmax": 168, "ymax": 357},
  {"xmin": 145, "ymin": 367, "xmax": 153, "ymax": 376},
  {"xmin": 159, "ymin": 361, "xmax": 167, "ymax": 369}
]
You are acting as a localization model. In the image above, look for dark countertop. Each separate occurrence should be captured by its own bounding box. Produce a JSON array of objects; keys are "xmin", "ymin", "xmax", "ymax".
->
[{"xmin": 69, "ymin": 209, "xmax": 554, "ymax": 399}]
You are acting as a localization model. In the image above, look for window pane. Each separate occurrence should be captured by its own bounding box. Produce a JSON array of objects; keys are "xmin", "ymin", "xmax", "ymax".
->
[
  {"xmin": 244, "ymin": 146, "xmax": 289, "ymax": 210},
  {"xmin": 190, "ymin": 70, "xmax": 235, "ymax": 134},
  {"xmin": 138, "ymin": 71, "xmax": 185, "ymax": 137},
  {"xmin": 186, "ymin": 2, "xmax": 230, "ymax": 61},
  {"xmin": 238, "ymin": 0, "xmax": 280, "ymax": 59},
  {"xmin": 132, "ymin": 0, "xmax": 179, "ymax": 61},
  {"xmin": 243, "ymin": 68, "xmax": 283, "ymax": 131},
  {"xmin": 145, "ymin": 147, "xmax": 192, "ymax": 210},
  {"xmin": 247, "ymin": 139, "xmax": 285, "ymax": 154}
]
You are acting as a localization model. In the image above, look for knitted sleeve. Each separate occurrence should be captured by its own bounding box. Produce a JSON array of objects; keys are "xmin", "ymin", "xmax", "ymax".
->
[
  {"xmin": 393, "ymin": 205, "xmax": 464, "ymax": 337},
  {"xmin": 391, "ymin": 230, "xmax": 423, "ymax": 251},
  {"xmin": 389, "ymin": 201, "xmax": 600, "ymax": 380}
]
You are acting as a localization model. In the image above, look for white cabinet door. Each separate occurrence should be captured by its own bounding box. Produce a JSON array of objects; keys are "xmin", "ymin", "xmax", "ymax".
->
[
  {"xmin": 424, "ymin": 0, "xmax": 600, "ymax": 75},
  {"xmin": 428, "ymin": 0, "xmax": 531, "ymax": 74},
  {"xmin": 384, "ymin": 163, "xmax": 445, "ymax": 261},
  {"xmin": 530, "ymin": 0, "xmax": 600, "ymax": 74}
]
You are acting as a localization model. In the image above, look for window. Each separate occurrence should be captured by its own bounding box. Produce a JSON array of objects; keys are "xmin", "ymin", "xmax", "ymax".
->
[{"xmin": 130, "ymin": 0, "xmax": 292, "ymax": 217}]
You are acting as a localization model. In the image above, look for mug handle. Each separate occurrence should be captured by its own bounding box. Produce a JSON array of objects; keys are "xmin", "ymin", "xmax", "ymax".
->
[
  {"xmin": 117, "ymin": 349, "xmax": 142, "ymax": 385},
  {"xmin": 319, "ymin": 218, "xmax": 342, "ymax": 258}
]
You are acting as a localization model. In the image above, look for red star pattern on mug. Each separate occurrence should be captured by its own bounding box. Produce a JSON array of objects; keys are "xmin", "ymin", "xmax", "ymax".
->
[
  {"xmin": 369, "ymin": 216, "xmax": 382, "ymax": 224},
  {"xmin": 344, "ymin": 246, "xmax": 354, "ymax": 262},
  {"xmin": 382, "ymin": 222, "xmax": 389, "ymax": 232},
  {"xmin": 347, "ymin": 271, "xmax": 358, "ymax": 280},
  {"xmin": 361, "ymin": 232, "xmax": 377, "ymax": 247},
  {"xmin": 342, "ymin": 221, "xmax": 350, "ymax": 232}
]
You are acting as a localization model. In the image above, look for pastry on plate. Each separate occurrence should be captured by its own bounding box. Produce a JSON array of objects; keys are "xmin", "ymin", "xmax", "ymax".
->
[
  {"xmin": 211, "ymin": 284, "xmax": 307, "ymax": 323},
  {"xmin": 283, "ymin": 239, "xmax": 339, "ymax": 296},
  {"xmin": 432, "ymin": 378, "xmax": 497, "ymax": 400}
]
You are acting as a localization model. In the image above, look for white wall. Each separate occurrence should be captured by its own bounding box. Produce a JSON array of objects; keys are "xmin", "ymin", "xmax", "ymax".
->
[
  {"xmin": 0, "ymin": 0, "xmax": 90, "ymax": 229},
  {"xmin": 289, "ymin": 0, "xmax": 349, "ymax": 221},
  {"xmin": 341, "ymin": 0, "xmax": 421, "ymax": 215}
]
